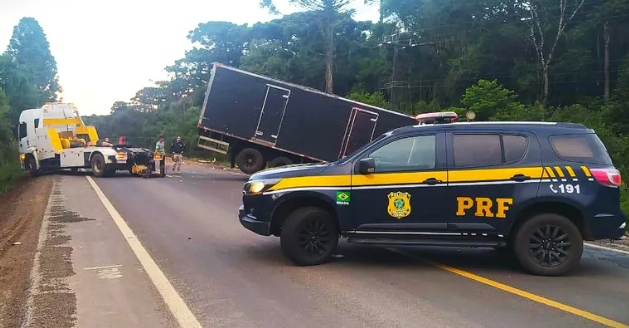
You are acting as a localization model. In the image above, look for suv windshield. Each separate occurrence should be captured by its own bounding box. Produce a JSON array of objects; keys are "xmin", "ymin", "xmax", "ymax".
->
[{"xmin": 336, "ymin": 132, "xmax": 390, "ymax": 165}]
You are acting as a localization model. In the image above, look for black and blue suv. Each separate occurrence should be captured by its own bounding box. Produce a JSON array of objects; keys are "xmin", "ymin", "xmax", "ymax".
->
[{"xmin": 238, "ymin": 121, "xmax": 626, "ymax": 276}]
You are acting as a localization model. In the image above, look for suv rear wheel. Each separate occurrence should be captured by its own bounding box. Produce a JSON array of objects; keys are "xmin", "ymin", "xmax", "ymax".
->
[
  {"xmin": 280, "ymin": 207, "xmax": 339, "ymax": 266},
  {"xmin": 513, "ymin": 213, "xmax": 583, "ymax": 276}
]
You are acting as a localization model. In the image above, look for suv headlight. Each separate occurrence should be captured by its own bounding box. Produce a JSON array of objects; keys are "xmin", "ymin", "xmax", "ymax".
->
[{"xmin": 244, "ymin": 179, "xmax": 281, "ymax": 195}]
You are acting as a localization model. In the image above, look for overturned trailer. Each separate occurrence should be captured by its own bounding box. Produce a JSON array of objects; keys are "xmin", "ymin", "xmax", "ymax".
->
[{"xmin": 196, "ymin": 63, "xmax": 420, "ymax": 174}]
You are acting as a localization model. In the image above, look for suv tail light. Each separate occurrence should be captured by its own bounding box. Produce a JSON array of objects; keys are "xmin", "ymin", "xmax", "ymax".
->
[{"xmin": 590, "ymin": 168, "xmax": 622, "ymax": 187}]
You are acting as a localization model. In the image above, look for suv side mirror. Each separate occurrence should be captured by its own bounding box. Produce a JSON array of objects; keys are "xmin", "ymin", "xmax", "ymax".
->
[{"xmin": 357, "ymin": 158, "xmax": 376, "ymax": 174}]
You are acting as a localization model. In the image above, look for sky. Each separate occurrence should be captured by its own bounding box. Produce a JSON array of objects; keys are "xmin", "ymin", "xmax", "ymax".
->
[{"xmin": 0, "ymin": 0, "xmax": 379, "ymax": 115}]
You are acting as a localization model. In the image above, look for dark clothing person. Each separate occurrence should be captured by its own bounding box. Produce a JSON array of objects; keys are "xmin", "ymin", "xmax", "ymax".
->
[
  {"xmin": 171, "ymin": 139, "xmax": 185, "ymax": 154},
  {"xmin": 171, "ymin": 137, "xmax": 185, "ymax": 173}
]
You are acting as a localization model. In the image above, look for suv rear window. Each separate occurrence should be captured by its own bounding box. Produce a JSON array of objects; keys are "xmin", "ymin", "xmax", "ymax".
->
[{"xmin": 549, "ymin": 133, "xmax": 613, "ymax": 165}]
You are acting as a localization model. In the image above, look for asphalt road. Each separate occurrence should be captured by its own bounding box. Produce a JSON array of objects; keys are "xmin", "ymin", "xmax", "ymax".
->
[{"xmin": 39, "ymin": 163, "xmax": 629, "ymax": 328}]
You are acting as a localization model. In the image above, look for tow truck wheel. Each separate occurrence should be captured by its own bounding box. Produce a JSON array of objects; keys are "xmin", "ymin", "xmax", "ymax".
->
[
  {"xmin": 236, "ymin": 148, "xmax": 265, "ymax": 174},
  {"xmin": 91, "ymin": 153, "xmax": 107, "ymax": 177},
  {"xmin": 280, "ymin": 207, "xmax": 339, "ymax": 266},
  {"xmin": 27, "ymin": 156, "xmax": 39, "ymax": 178},
  {"xmin": 513, "ymin": 213, "xmax": 583, "ymax": 276}
]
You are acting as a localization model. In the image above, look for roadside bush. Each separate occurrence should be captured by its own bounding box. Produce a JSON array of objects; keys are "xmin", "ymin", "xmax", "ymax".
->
[{"xmin": 0, "ymin": 87, "xmax": 22, "ymax": 193}]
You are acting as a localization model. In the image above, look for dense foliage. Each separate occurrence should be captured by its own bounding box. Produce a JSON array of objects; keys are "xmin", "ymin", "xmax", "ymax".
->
[{"xmin": 0, "ymin": 17, "xmax": 61, "ymax": 191}]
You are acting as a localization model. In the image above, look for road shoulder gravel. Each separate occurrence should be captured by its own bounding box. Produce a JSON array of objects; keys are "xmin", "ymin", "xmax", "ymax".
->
[{"xmin": 0, "ymin": 176, "xmax": 53, "ymax": 328}]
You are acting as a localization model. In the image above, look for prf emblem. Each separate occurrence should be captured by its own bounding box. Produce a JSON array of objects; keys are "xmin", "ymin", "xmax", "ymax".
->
[{"xmin": 387, "ymin": 192, "xmax": 411, "ymax": 219}]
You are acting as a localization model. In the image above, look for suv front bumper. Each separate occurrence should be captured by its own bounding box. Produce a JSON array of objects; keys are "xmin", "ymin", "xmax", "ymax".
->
[{"xmin": 238, "ymin": 205, "xmax": 271, "ymax": 236}]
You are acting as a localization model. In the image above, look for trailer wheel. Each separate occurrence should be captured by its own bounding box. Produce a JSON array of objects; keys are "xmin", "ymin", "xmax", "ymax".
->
[
  {"xmin": 91, "ymin": 153, "xmax": 107, "ymax": 177},
  {"xmin": 268, "ymin": 156, "xmax": 293, "ymax": 168},
  {"xmin": 236, "ymin": 148, "xmax": 265, "ymax": 174}
]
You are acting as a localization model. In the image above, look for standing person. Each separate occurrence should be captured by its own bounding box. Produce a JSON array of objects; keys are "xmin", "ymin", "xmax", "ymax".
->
[
  {"xmin": 171, "ymin": 136, "xmax": 185, "ymax": 173},
  {"xmin": 155, "ymin": 136, "xmax": 165, "ymax": 154}
]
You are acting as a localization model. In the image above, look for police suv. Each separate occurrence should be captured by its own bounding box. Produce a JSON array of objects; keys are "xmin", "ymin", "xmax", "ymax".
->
[{"xmin": 238, "ymin": 121, "xmax": 626, "ymax": 276}]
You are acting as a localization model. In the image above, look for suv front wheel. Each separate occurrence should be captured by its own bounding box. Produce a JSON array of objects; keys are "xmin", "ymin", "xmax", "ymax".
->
[
  {"xmin": 280, "ymin": 207, "xmax": 339, "ymax": 266},
  {"xmin": 513, "ymin": 213, "xmax": 583, "ymax": 276}
]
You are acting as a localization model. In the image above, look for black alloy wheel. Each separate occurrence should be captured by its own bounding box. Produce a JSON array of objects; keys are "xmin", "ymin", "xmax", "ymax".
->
[
  {"xmin": 281, "ymin": 207, "xmax": 339, "ymax": 266},
  {"xmin": 513, "ymin": 213, "xmax": 583, "ymax": 276},
  {"xmin": 299, "ymin": 219, "xmax": 333, "ymax": 258},
  {"xmin": 528, "ymin": 225, "xmax": 571, "ymax": 267}
]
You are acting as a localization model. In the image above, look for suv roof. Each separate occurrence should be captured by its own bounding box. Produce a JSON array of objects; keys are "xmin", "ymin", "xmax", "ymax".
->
[{"xmin": 390, "ymin": 121, "xmax": 591, "ymax": 136}]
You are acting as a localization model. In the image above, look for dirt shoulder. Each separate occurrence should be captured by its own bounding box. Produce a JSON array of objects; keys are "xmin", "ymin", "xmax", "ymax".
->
[{"xmin": 0, "ymin": 176, "xmax": 53, "ymax": 328}]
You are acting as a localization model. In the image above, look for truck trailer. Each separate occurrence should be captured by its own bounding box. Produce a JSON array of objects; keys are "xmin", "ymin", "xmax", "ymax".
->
[{"xmin": 197, "ymin": 63, "xmax": 419, "ymax": 174}]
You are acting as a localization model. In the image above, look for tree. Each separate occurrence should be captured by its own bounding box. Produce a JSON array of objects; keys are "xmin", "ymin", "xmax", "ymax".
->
[
  {"xmin": 525, "ymin": 0, "xmax": 586, "ymax": 105},
  {"xmin": 5, "ymin": 17, "xmax": 61, "ymax": 102},
  {"xmin": 262, "ymin": 0, "xmax": 355, "ymax": 94},
  {"xmin": 461, "ymin": 80, "xmax": 527, "ymax": 120},
  {"xmin": 587, "ymin": 0, "xmax": 629, "ymax": 101},
  {"xmin": 0, "ymin": 86, "xmax": 20, "ymax": 192},
  {"xmin": 0, "ymin": 53, "xmax": 40, "ymax": 124}
]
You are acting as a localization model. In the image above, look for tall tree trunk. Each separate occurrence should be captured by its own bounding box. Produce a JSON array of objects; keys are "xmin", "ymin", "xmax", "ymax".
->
[
  {"xmin": 604, "ymin": 22, "xmax": 611, "ymax": 102},
  {"xmin": 320, "ymin": 16, "xmax": 335, "ymax": 94},
  {"xmin": 542, "ymin": 63, "xmax": 549, "ymax": 106}
]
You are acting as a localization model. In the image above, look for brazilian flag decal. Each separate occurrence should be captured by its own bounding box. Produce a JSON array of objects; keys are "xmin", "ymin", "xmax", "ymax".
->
[{"xmin": 336, "ymin": 191, "xmax": 350, "ymax": 205}]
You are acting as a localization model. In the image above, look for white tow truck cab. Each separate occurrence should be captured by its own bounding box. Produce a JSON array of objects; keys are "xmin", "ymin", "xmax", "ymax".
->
[{"xmin": 17, "ymin": 102, "xmax": 129, "ymax": 177}]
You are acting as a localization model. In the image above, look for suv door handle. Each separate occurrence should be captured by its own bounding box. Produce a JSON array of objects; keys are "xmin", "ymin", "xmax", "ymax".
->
[
  {"xmin": 511, "ymin": 174, "xmax": 530, "ymax": 182},
  {"xmin": 423, "ymin": 178, "xmax": 442, "ymax": 185}
]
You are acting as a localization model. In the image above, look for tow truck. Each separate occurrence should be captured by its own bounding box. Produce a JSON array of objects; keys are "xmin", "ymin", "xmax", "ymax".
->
[{"xmin": 17, "ymin": 102, "xmax": 164, "ymax": 178}]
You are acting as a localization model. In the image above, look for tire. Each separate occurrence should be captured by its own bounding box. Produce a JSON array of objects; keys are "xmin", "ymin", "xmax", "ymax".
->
[
  {"xmin": 91, "ymin": 153, "xmax": 107, "ymax": 177},
  {"xmin": 268, "ymin": 156, "xmax": 293, "ymax": 168},
  {"xmin": 513, "ymin": 213, "xmax": 583, "ymax": 276},
  {"xmin": 236, "ymin": 148, "xmax": 265, "ymax": 174},
  {"xmin": 280, "ymin": 207, "xmax": 339, "ymax": 266},
  {"xmin": 27, "ymin": 156, "xmax": 39, "ymax": 178},
  {"xmin": 70, "ymin": 168, "xmax": 78, "ymax": 174},
  {"xmin": 159, "ymin": 161, "xmax": 166, "ymax": 178}
]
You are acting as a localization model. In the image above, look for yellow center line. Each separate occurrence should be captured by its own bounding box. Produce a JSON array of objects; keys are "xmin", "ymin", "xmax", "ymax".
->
[{"xmin": 388, "ymin": 249, "xmax": 629, "ymax": 328}]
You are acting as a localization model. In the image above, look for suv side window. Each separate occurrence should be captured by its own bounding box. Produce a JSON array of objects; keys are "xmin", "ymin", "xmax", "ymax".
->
[
  {"xmin": 368, "ymin": 135, "xmax": 436, "ymax": 172},
  {"xmin": 549, "ymin": 134, "xmax": 613, "ymax": 165},
  {"xmin": 503, "ymin": 135, "xmax": 528, "ymax": 162},
  {"xmin": 453, "ymin": 133, "xmax": 528, "ymax": 167},
  {"xmin": 453, "ymin": 134, "xmax": 502, "ymax": 167}
]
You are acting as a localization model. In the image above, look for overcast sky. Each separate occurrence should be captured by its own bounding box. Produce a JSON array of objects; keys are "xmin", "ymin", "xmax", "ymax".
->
[{"xmin": 0, "ymin": 0, "xmax": 378, "ymax": 115}]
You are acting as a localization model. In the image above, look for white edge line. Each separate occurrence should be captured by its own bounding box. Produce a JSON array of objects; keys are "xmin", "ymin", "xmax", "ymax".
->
[
  {"xmin": 584, "ymin": 242, "xmax": 629, "ymax": 256},
  {"xmin": 85, "ymin": 176, "xmax": 203, "ymax": 328}
]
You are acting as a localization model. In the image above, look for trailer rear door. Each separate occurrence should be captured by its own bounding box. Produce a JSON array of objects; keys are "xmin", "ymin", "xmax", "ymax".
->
[
  {"xmin": 254, "ymin": 84, "xmax": 290, "ymax": 144},
  {"xmin": 340, "ymin": 108, "xmax": 379, "ymax": 157}
]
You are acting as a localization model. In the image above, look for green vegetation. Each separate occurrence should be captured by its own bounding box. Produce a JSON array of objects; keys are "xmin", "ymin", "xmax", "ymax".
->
[{"xmin": 0, "ymin": 17, "xmax": 61, "ymax": 192}]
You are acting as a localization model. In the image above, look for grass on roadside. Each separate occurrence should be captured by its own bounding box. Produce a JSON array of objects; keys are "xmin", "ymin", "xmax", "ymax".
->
[{"xmin": 0, "ymin": 162, "xmax": 24, "ymax": 194}]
